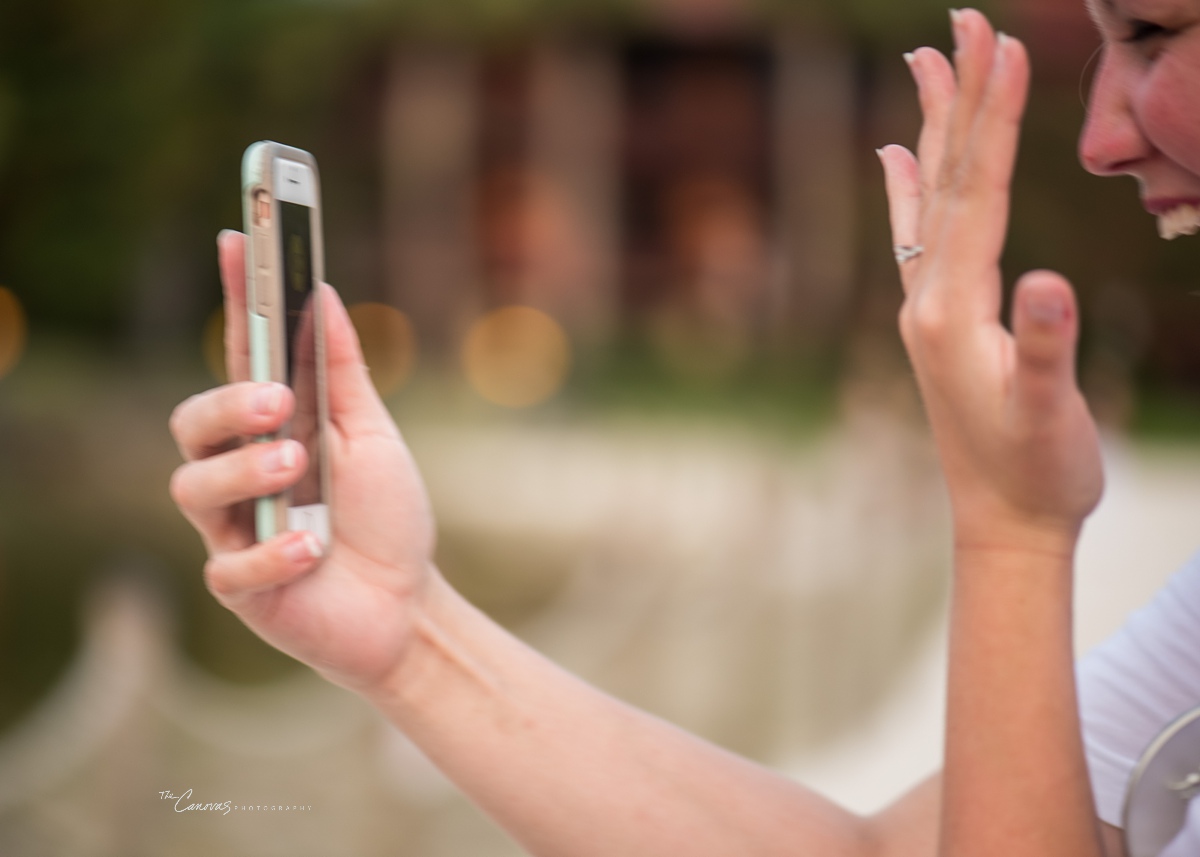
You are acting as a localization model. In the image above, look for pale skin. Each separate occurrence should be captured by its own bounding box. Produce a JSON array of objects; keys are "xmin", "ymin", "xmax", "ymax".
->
[
  {"xmin": 880, "ymin": 12, "xmax": 1109, "ymax": 855},
  {"xmin": 171, "ymin": 229, "xmax": 933, "ymax": 857},
  {"xmin": 168, "ymin": 0, "xmax": 1197, "ymax": 851}
]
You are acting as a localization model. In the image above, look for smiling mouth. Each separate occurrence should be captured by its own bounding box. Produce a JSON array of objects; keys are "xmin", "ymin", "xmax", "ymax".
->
[{"xmin": 1158, "ymin": 204, "xmax": 1200, "ymax": 240}]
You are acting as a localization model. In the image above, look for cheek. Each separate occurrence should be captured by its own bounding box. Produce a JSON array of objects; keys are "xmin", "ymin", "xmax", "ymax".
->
[{"xmin": 1139, "ymin": 57, "xmax": 1200, "ymax": 175}]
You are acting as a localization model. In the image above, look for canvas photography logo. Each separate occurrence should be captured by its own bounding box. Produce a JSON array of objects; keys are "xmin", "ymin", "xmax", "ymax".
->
[{"xmin": 158, "ymin": 789, "xmax": 314, "ymax": 816}]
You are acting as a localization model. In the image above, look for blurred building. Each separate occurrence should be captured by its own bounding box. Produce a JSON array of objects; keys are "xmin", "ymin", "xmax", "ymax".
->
[{"xmin": 379, "ymin": 2, "xmax": 860, "ymax": 373}]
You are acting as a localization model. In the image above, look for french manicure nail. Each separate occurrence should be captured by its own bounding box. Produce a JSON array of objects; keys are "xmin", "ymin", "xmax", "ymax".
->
[
  {"xmin": 252, "ymin": 383, "xmax": 283, "ymax": 415},
  {"xmin": 283, "ymin": 532, "xmax": 323, "ymax": 563},
  {"xmin": 903, "ymin": 51, "xmax": 917, "ymax": 67},
  {"xmin": 995, "ymin": 32, "xmax": 1010, "ymax": 69},
  {"xmin": 263, "ymin": 441, "xmax": 297, "ymax": 473},
  {"xmin": 950, "ymin": 8, "xmax": 965, "ymax": 49}
]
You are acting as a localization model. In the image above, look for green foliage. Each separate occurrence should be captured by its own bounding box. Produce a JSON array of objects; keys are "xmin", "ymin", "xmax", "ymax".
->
[{"xmin": 0, "ymin": 0, "xmax": 386, "ymax": 335}]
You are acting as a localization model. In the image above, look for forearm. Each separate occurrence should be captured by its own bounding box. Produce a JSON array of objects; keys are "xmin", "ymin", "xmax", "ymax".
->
[
  {"xmin": 939, "ymin": 541, "xmax": 1103, "ymax": 857},
  {"xmin": 367, "ymin": 568, "xmax": 877, "ymax": 857}
]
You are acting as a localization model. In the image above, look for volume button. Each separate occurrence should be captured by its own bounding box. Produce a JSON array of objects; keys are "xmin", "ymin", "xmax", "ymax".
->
[{"xmin": 254, "ymin": 230, "xmax": 273, "ymax": 311}]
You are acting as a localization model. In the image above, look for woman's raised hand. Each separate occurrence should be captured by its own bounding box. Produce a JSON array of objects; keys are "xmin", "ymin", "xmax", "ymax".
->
[
  {"xmin": 879, "ymin": 9, "xmax": 1103, "ymax": 553},
  {"xmin": 168, "ymin": 230, "xmax": 437, "ymax": 693}
]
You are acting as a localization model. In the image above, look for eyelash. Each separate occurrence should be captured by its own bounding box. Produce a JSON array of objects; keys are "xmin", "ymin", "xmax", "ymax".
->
[{"xmin": 1123, "ymin": 19, "xmax": 1172, "ymax": 43}]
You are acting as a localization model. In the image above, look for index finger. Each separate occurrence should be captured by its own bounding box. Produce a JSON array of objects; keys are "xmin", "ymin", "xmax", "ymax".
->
[
  {"xmin": 170, "ymin": 380, "xmax": 293, "ymax": 462},
  {"xmin": 218, "ymin": 230, "xmax": 250, "ymax": 382}
]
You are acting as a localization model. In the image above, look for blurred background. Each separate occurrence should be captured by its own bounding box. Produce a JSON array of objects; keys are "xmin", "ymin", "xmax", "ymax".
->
[{"xmin": 2, "ymin": 0, "xmax": 1200, "ymax": 853}]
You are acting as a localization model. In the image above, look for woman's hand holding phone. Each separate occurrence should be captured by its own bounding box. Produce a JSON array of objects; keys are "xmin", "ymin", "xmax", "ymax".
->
[
  {"xmin": 878, "ymin": 11, "xmax": 1103, "ymax": 553},
  {"xmin": 169, "ymin": 230, "xmax": 438, "ymax": 693}
]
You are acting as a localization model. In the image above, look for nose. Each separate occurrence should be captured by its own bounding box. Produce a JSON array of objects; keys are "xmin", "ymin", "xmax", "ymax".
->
[{"xmin": 1079, "ymin": 50, "xmax": 1153, "ymax": 175}]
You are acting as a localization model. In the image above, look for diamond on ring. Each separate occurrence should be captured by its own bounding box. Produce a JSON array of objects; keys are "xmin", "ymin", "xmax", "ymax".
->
[{"xmin": 893, "ymin": 244, "xmax": 924, "ymax": 264}]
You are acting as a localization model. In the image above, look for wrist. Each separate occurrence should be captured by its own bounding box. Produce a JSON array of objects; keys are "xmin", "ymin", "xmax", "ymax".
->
[
  {"xmin": 951, "ymin": 519, "xmax": 1079, "ymax": 606},
  {"xmin": 951, "ymin": 499, "xmax": 1083, "ymax": 563},
  {"xmin": 360, "ymin": 566, "xmax": 505, "ymax": 725}
]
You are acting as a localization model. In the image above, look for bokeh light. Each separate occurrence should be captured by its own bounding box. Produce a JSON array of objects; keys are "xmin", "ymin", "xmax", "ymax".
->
[
  {"xmin": 348, "ymin": 302, "xmax": 417, "ymax": 397},
  {"xmin": 0, "ymin": 286, "xmax": 28, "ymax": 380},
  {"xmin": 202, "ymin": 307, "xmax": 226, "ymax": 383},
  {"xmin": 462, "ymin": 306, "xmax": 571, "ymax": 408}
]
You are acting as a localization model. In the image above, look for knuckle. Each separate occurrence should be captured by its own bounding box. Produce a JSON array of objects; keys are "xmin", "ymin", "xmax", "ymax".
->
[
  {"xmin": 935, "ymin": 161, "xmax": 959, "ymax": 193},
  {"xmin": 910, "ymin": 297, "xmax": 951, "ymax": 345},
  {"xmin": 955, "ymin": 168, "xmax": 997, "ymax": 199},
  {"xmin": 898, "ymin": 304, "xmax": 917, "ymax": 347},
  {"xmin": 168, "ymin": 466, "xmax": 192, "ymax": 508},
  {"xmin": 168, "ymin": 395, "xmax": 196, "ymax": 444},
  {"xmin": 1018, "ymin": 343, "xmax": 1060, "ymax": 375},
  {"xmin": 203, "ymin": 556, "xmax": 234, "ymax": 598}
]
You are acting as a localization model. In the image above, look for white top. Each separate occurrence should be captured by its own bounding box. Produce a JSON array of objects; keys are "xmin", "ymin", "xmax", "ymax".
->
[
  {"xmin": 1078, "ymin": 549, "xmax": 1200, "ymax": 846},
  {"xmin": 1163, "ymin": 802, "xmax": 1200, "ymax": 857}
]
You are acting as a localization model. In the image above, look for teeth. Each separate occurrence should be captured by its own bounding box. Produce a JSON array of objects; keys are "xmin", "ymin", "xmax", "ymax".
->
[{"xmin": 1158, "ymin": 203, "xmax": 1200, "ymax": 240}]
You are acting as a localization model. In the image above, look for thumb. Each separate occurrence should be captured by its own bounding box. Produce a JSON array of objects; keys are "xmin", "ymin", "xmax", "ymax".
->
[
  {"xmin": 319, "ymin": 283, "xmax": 398, "ymax": 436},
  {"xmin": 1011, "ymin": 270, "xmax": 1081, "ymax": 414}
]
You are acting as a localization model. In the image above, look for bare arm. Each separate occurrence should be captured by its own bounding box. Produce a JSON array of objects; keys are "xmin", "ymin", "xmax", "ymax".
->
[
  {"xmin": 168, "ymin": 230, "xmax": 944, "ymax": 857},
  {"xmin": 371, "ymin": 570, "xmax": 897, "ymax": 857},
  {"xmin": 879, "ymin": 10, "xmax": 1111, "ymax": 857},
  {"xmin": 941, "ymin": 548, "xmax": 1100, "ymax": 855}
]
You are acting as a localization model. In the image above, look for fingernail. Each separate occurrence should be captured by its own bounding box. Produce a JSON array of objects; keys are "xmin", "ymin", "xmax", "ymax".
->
[
  {"xmin": 283, "ymin": 532, "xmax": 323, "ymax": 563},
  {"xmin": 903, "ymin": 51, "xmax": 917, "ymax": 68},
  {"xmin": 988, "ymin": 31, "xmax": 1008, "ymax": 70},
  {"xmin": 995, "ymin": 31, "xmax": 1010, "ymax": 68},
  {"xmin": 263, "ymin": 440, "xmax": 298, "ymax": 473},
  {"xmin": 950, "ymin": 9, "xmax": 965, "ymax": 49},
  {"xmin": 1026, "ymin": 291, "xmax": 1066, "ymax": 325},
  {"xmin": 875, "ymin": 147, "xmax": 886, "ymax": 159},
  {"xmin": 217, "ymin": 229, "xmax": 235, "ymax": 247},
  {"xmin": 252, "ymin": 383, "xmax": 283, "ymax": 415}
]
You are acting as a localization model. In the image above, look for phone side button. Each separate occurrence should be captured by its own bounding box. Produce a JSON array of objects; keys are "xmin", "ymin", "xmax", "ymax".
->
[{"xmin": 253, "ymin": 231, "xmax": 273, "ymax": 307}]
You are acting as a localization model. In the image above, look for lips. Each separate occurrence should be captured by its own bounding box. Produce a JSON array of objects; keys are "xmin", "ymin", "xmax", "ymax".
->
[{"xmin": 1144, "ymin": 197, "xmax": 1200, "ymax": 216}]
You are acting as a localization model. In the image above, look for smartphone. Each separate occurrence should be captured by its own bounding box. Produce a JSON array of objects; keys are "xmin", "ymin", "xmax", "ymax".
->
[{"xmin": 241, "ymin": 141, "xmax": 331, "ymax": 546}]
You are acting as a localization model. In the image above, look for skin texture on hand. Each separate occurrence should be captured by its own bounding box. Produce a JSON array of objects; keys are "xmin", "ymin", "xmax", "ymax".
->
[
  {"xmin": 169, "ymin": 230, "xmax": 437, "ymax": 693},
  {"xmin": 879, "ymin": 14, "xmax": 1103, "ymax": 556},
  {"xmin": 880, "ymin": 10, "xmax": 1107, "ymax": 857}
]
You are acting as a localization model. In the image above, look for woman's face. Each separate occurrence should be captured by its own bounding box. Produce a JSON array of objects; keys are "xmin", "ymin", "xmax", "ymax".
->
[{"xmin": 1080, "ymin": 0, "xmax": 1200, "ymax": 237}]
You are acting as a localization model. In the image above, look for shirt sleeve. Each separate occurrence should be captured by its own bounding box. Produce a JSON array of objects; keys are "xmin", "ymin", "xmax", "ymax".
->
[{"xmin": 1077, "ymin": 550, "xmax": 1200, "ymax": 827}]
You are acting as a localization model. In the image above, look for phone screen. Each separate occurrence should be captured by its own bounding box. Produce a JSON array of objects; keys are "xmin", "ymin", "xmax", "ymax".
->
[{"xmin": 279, "ymin": 199, "xmax": 322, "ymax": 509}]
